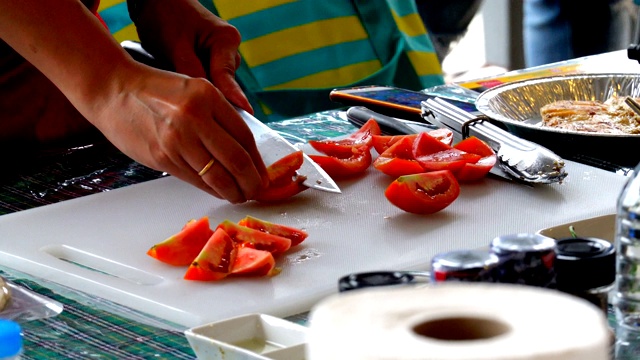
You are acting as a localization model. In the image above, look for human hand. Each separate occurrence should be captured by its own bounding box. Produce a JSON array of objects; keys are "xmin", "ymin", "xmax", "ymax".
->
[
  {"xmin": 132, "ymin": 0, "xmax": 252, "ymax": 113},
  {"xmin": 93, "ymin": 63, "xmax": 268, "ymax": 203}
]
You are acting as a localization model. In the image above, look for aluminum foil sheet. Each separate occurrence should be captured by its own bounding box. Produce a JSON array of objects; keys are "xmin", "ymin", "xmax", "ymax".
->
[{"xmin": 475, "ymin": 73, "xmax": 640, "ymax": 138}]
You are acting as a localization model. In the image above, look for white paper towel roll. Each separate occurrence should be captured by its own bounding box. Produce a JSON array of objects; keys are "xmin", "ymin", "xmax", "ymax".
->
[{"xmin": 307, "ymin": 283, "xmax": 610, "ymax": 360}]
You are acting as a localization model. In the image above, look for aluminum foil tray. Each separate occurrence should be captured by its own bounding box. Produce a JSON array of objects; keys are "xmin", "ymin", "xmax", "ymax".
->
[{"xmin": 475, "ymin": 74, "xmax": 640, "ymax": 167}]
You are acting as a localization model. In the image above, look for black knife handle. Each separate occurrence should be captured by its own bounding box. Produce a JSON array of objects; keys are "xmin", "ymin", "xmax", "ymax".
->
[{"xmin": 346, "ymin": 106, "xmax": 422, "ymax": 135}]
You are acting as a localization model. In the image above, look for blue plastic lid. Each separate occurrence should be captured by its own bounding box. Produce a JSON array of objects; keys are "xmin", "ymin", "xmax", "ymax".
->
[{"xmin": 0, "ymin": 320, "xmax": 22, "ymax": 357}]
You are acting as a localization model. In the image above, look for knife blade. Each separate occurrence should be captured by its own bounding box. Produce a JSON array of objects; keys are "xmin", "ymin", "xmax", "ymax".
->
[{"xmin": 237, "ymin": 108, "xmax": 341, "ymax": 193}]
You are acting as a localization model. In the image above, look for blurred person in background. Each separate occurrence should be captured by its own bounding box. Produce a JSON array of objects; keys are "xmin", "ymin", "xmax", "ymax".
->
[
  {"xmin": 99, "ymin": 1, "xmax": 446, "ymax": 122},
  {"xmin": 415, "ymin": 0, "xmax": 484, "ymax": 63},
  {"xmin": 523, "ymin": 0, "xmax": 637, "ymax": 67}
]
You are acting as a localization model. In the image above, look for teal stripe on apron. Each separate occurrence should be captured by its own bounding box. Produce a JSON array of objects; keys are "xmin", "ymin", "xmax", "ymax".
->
[
  {"xmin": 251, "ymin": 39, "xmax": 379, "ymax": 88},
  {"xmin": 385, "ymin": 0, "xmax": 418, "ymax": 17},
  {"xmin": 405, "ymin": 34, "xmax": 438, "ymax": 53},
  {"xmin": 99, "ymin": 2, "xmax": 131, "ymax": 34},
  {"xmin": 227, "ymin": 1, "xmax": 359, "ymax": 41}
]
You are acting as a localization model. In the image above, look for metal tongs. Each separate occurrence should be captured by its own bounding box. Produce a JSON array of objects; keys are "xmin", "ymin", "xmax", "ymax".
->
[{"xmin": 422, "ymin": 98, "xmax": 567, "ymax": 184}]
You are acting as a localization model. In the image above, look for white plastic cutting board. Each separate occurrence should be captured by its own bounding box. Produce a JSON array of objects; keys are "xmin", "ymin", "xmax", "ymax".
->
[{"xmin": 0, "ymin": 161, "xmax": 627, "ymax": 327}]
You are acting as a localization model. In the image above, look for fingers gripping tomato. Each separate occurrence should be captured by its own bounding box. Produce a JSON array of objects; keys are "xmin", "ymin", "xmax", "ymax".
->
[{"xmin": 385, "ymin": 170, "xmax": 460, "ymax": 214}]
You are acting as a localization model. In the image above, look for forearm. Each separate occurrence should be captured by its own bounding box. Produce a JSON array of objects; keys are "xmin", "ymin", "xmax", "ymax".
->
[{"xmin": 0, "ymin": 0, "xmax": 138, "ymax": 120}]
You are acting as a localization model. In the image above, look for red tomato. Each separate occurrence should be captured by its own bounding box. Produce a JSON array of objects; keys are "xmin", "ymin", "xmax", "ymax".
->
[
  {"xmin": 308, "ymin": 119, "xmax": 381, "ymax": 157},
  {"xmin": 147, "ymin": 216, "xmax": 213, "ymax": 266},
  {"xmin": 230, "ymin": 247, "xmax": 276, "ymax": 277},
  {"xmin": 452, "ymin": 136, "xmax": 497, "ymax": 182},
  {"xmin": 309, "ymin": 149, "xmax": 372, "ymax": 179},
  {"xmin": 254, "ymin": 151, "xmax": 308, "ymax": 202},
  {"xmin": 254, "ymin": 176, "xmax": 308, "ymax": 203},
  {"xmin": 373, "ymin": 136, "xmax": 424, "ymax": 177},
  {"xmin": 372, "ymin": 134, "xmax": 418, "ymax": 155},
  {"xmin": 413, "ymin": 132, "xmax": 481, "ymax": 173},
  {"xmin": 371, "ymin": 129, "xmax": 452, "ymax": 155},
  {"xmin": 385, "ymin": 170, "xmax": 461, "ymax": 214},
  {"xmin": 427, "ymin": 128, "xmax": 454, "ymax": 146},
  {"xmin": 238, "ymin": 215, "xmax": 308, "ymax": 247},
  {"xmin": 267, "ymin": 150, "xmax": 304, "ymax": 186},
  {"xmin": 217, "ymin": 220, "xmax": 291, "ymax": 254},
  {"xmin": 184, "ymin": 228, "xmax": 237, "ymax": 281}
]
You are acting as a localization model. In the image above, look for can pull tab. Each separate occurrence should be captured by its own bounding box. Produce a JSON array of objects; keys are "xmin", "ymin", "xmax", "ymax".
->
[{"xmin": 338, "ymin": 271, "xmax": 431, "ymax": 292}]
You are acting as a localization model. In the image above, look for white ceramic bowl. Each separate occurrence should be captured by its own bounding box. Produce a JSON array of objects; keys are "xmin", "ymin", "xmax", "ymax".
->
[{"xmin": 184, "ymin": 313, "xmax": 308, "ymax": 360}]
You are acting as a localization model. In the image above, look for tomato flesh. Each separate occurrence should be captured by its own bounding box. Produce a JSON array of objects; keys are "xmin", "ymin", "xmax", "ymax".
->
[
  {"xmin": 385, "ymin": 170, "xmax": 460, "ymax": 214},
  {"xmin": 254, "ymin": 151, "xmax": 308, "ymax": 202},
  {"xmin": 254, "ymin": 176, "xmax": 307, "ymax": 203},
  {"xmin": 238, "ymin": 215, "xmax": 308, "ymax": 247},
  {"xmin": 267, "ymin": 150, "xmax": 304, "ymax": 186},
  {"xmin": 373, "ymin": 136, "xmax": 423, "ymax": 177},
  {"xmin": 452, "ymin": 136, "xmax": 497, "ymax": 182},
  {"xmin": 184, "ymin": 228, "xmax": 237, "ymax": 281},
  {"xmin": 147, "ymin": 216, "xmax": 213, "ymax": 266},
  {"xmin": 309, "ymin": 149, "xmax": 372, "ymax": 179},
  {"xmin": 231, "ymin": 247, "xmax": 276, "ymax": 277},
  {"xmin": 217, "ymin": 220, "xmax": 291, "ymax": 254},
  {"xmin": 309, "ymin": 119, "xmax": 381, "ymax": 157},
  {"xmin": 372, "ymin": 134, "xmax": 418, "ymax": 155}
]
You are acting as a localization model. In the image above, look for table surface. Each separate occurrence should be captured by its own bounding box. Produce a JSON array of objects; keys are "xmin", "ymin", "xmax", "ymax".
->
[{"xmin": 1, "ymin": 50, "xmax": 637, "ymax": 358}]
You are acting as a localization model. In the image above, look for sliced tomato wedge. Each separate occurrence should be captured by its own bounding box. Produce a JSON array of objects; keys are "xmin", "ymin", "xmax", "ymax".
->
[
  {"xmin": 184, "ymin": 228, "xmax": 237, "ymax": 281},
  {"xmin": 385, "ymin": 170, "xmax": 460, "ymax": 214},
  {"xmin": 372, "ymin": 134, "xmax": 418, "ymax": 155},
  {"xmin": 371, "ymin": 129, "xmax": 452, "ymax": 155},
  {"xmin": 309, "ymin": 149, "xmax": 372, "ymax": 179},
  {"xmin": 308, "ymin": 119, "xmax": 381, "ymax": 157},
  {"xmin": 413, "ymin": 132, "xmax": 481, "ymax": 173},
  {"xmin": 230, "ymin": 247, "xmax": 276, "ymax": 277},
  {"xmin": 254, "ymin": 151, "xmax": 308, "ymax": 202},
  {"xmin": 373, "ymin": 136, "xmax": 424, "ymax": 177},
  {"xmin": 452, "ymin": 136, "xmax": 497, "ymax": 182},
  {"xmin": 267, "ymin": 150, "xmax": 304, "ymax": 186},
  {"xmin": 427, "ymin": 128, "xmax": 454, "ymax": 146},
  {"xmin": 254, "ymin": 176, "xmax": 308, "ymax": 203},
  {"xmin": 217, "ymin": 220, "xmax": 291, "ymax": 254},
  {"xmin": 238, "ymin": 215, "xmax": 308, "ymax": 247},
  {"xmin": 147, "ymin": 216, "xmax": 213, "ymax": 266}
]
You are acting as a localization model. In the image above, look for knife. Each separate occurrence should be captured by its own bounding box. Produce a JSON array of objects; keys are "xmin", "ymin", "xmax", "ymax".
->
[
  {"xmin": 237, "ymin": 108, "xmax": 342, "ymax": 193},
  {"xmin": 345, "ymin": 106, "xmax": 517, "ymax": 182}
]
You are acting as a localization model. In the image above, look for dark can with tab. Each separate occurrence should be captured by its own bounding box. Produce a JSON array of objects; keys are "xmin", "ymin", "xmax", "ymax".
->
[
  {"xmin": 490, "ymin": 233, "xmax": 557, "ymax": 287},
  {"xmin": 430, "ymin": 249, "xmax": 500, "ymax": 282}
]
